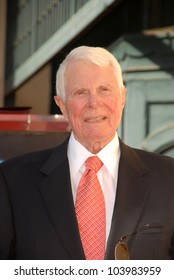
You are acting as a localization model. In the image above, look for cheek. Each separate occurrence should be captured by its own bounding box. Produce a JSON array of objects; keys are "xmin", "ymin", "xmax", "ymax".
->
[
  {"xmin": 66, "ymin": 101, "xmax": 83, "ymax": 124},
  {"xmin": 108, "ymin": 98, "xmax": 123, "ymax": 121},
  {"xmin": 108, "ymin": 98, "xmax": 120, "ymax": 113}
]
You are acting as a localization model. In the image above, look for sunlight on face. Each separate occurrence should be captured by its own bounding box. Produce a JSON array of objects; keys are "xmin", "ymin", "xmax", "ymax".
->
[{"xmin": 56, "ymin": 60, "xmax": 126, "ymax": 151}]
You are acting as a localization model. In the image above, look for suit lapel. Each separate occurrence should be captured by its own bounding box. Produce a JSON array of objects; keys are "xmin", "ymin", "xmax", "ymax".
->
[
  {"xmin": 37, "ymin": 138, "xmax": 151, "ymax": 260},
  {"xmin": 38, "ymin": 140, "xmax": 85, "ymax": 259},
  {"xmin": 105, "ymin": 141, "xmax": 150, "ymax": 259}
]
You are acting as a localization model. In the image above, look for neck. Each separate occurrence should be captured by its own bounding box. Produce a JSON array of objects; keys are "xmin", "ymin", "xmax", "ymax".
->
[
  {"xmin": 81, "ymin": 136, "xmax": 116, "ymax": 154},
  {"xmin": 85, "ymin": 142, "xmax": 105, "ymax": 154},
  {"xmin": 72, "ymin": 133, "xmax": 117, "ymax": 154}
]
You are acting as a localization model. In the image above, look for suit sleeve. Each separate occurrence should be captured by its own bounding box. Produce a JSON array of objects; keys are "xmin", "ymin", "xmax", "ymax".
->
[{"xmin": 0, "ymin": 168, "xmax": 15, "ymax": 259}]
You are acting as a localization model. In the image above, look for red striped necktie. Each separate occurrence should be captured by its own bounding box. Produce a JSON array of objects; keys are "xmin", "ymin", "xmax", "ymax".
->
[{"xmin": 75, "ymin": 156, "xmax": 106, "ymax": 260}]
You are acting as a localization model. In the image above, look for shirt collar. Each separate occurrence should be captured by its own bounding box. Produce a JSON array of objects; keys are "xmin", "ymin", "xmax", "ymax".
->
[
  {"xmin": 97, "ymin": 134, "xmax": 120, "ymax": 179},
  {"xmin": 67, "ymin": 132, "xmax": 120, "ymax": 180}
]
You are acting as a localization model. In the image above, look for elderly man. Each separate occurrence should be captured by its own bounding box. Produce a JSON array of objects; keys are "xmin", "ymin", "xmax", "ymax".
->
[{"xmin": 0, "ymin": 46, "xmax": 174, "ymax": 260}]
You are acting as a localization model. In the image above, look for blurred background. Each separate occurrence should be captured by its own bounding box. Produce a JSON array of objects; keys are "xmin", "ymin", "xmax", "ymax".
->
[{"xmin": 0, "ymin": 0, "xmax": 174, "ymax": 160}]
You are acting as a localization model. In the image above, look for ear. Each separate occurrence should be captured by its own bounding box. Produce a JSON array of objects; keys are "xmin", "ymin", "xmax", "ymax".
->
[
  {"xmin": 121, "ymin": 86, "xmax": 127, "ymax": 108},
  {"xmin": 54, "ymin": 96, "xmax": 68, "ymax": 120}
]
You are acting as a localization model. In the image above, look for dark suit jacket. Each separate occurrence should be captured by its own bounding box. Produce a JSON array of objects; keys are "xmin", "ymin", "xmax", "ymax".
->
[{"xmin": 0, "ymin": 138, "xmax": 174, "ymax": 260}]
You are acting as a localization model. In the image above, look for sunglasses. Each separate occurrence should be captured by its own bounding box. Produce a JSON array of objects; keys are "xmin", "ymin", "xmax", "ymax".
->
[{"xmin": 115, "ymin": 223, "xmax": 163, "ymax": 260}]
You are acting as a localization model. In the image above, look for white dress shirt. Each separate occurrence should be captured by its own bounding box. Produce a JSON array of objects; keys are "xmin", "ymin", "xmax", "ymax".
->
[{"xmin": 67, "ymin": 132, "xmax": 120, "ymax": 243}]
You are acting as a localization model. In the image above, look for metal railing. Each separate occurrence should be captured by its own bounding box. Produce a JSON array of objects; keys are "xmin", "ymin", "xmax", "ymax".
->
[{"xmin": 6, "ymin": 0, "xmax": 89, "ymax": 77}]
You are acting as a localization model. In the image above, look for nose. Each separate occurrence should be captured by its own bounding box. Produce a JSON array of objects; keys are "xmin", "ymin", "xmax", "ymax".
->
[{"xmin": 88, "ymin": 92, "xmax": 102, "ymax": 107}]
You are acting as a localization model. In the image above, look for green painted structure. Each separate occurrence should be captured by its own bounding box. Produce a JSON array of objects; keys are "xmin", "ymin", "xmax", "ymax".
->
[{"xmin": 110, "ymin": 28, "xmax": 174, "ymax": 157}]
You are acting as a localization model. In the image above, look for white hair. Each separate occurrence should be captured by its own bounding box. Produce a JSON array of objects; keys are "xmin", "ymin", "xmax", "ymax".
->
[{"xmin": 56, "ymin": 46, "xmax": 124, "ymax": 101}]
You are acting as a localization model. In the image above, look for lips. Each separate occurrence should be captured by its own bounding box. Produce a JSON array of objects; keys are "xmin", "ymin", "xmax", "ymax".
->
[{"xmin": 85, "ymin": 116, "xmax": 106, "ymax": 122}]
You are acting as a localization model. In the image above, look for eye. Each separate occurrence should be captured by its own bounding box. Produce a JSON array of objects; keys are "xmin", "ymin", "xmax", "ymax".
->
[
  {"xmin": 73, "ymin": 89, "xmax": 88, "ymax": 96},
  {"xmin": 98, "ymin": 86, "xmax": 111, "ymax": 94}
]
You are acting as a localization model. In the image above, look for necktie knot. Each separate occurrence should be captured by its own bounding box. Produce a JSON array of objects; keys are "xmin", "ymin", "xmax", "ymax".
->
[{"xmin": 85, "ymin": 156, "xmax": 103, "ymax": 173}]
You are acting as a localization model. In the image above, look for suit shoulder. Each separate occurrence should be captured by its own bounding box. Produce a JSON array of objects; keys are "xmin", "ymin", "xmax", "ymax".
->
[
  {"xmin": 0, "ymin": 140, "xmax": 67, "ymax": 174},
  {"xmin": 131, "ymin": 146, "xmax": 174, "ymax": 174},
  {"xmin": 1, "ymin": 148, "xmax": 52, "ymax": 168},
  {"xmin": 133, "ymin": 147, "xmax": 174, "ymax": 163},
  {"xmin": 120, "ymin": 141, "xmax": 174, "ymax": 172}
]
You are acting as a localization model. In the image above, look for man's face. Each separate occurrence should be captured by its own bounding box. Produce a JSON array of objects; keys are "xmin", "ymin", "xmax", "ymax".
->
[{"xmin": 55, "ymin": 60, "xmax": 126, "ymax": 151}]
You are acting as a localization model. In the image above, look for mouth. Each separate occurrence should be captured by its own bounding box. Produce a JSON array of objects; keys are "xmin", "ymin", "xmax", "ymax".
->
[{"xmin": 85, "ymin": 116, "xmax": 106, "ymax": 122}]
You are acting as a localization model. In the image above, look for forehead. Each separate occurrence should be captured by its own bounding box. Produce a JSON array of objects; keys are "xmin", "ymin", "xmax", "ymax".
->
[
  {"xmin": 65, "ymin": 60, "xmax": 116, "ymax": 85},
  {"xmin": 66, "ymin": 59, "xmax": 112, "ymax": 72}
]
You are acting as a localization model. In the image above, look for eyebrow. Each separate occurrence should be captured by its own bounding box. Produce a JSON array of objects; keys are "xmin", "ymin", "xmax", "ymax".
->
[
  {"xmin": 73, "ymin": 83, "xmax": 113, "ymax": 91},
  {"xmin": 98, "ymin": 84, "xmax": 112, "ymax": 88},
  {"xmin": 97, "ymin": 84, "xmax": 114, "ymax": 90},
  {"xmin": 72, "ymin": 87, "xmax": 88, "ymax": 94}
]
